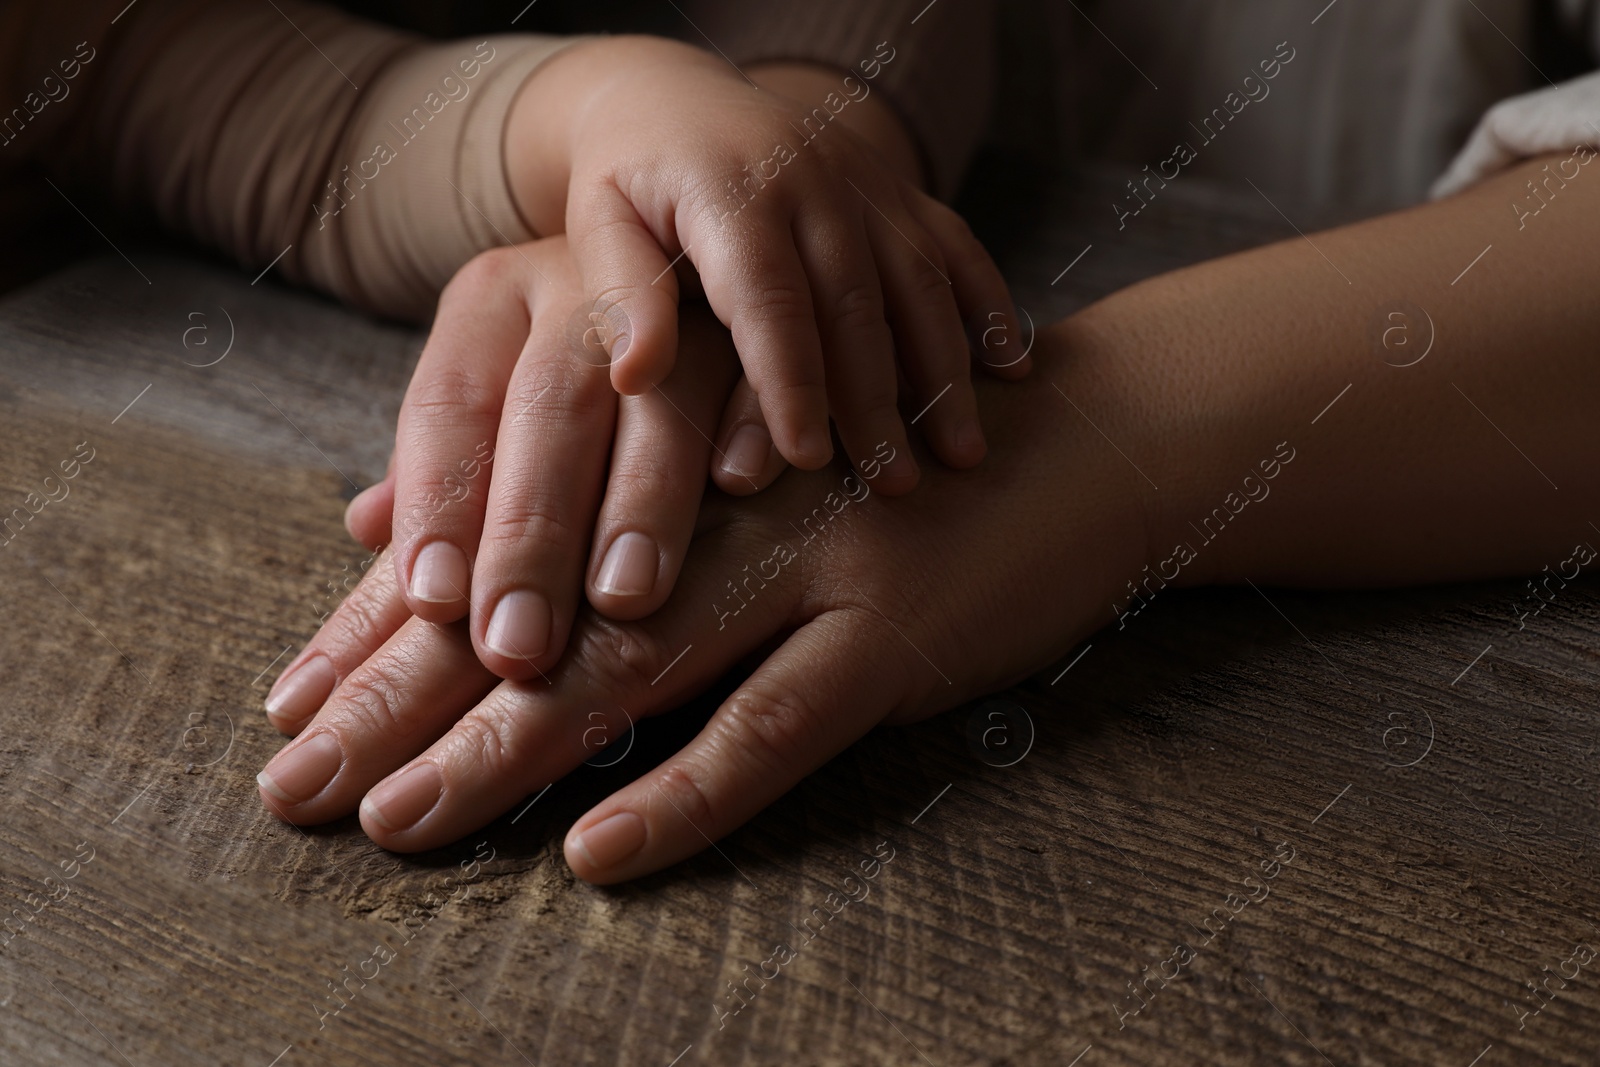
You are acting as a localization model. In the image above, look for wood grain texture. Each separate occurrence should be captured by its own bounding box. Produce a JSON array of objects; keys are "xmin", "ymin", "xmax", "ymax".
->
[{"xmin": 1, "ymin": 172, "xmax": 1597, "ymax": 1067}]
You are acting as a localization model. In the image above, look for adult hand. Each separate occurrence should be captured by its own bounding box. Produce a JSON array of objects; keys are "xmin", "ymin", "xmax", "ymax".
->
[
  {"xmin": 266, "ymin": 149, "xmax": 1600, "ymax": 881},
  {"xmin": 257, "ymin": 308, "xmax": 1152, "ymax": 883},
  {"xmin": 266, "ymin": 237, "xmax": 785, "ymax": 733}
]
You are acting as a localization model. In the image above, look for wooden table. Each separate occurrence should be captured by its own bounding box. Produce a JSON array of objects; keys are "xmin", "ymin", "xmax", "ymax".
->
[{"xmin": 2, "ymin": 170, "xmax": 1597, "ymax": 1066}]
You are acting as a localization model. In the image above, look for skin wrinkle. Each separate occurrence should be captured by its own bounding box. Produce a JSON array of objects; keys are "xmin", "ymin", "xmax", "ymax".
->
[
  {"xmin": 333, "ymin": 667, "xmax": 415, "ymax": 739},
  {"xmin": 335, "ymin": 625, "xmax": 474, "ymax": 744},
  {"xmin": 451, "ymin": 687, "xmax": 540, "ymax": 783}
]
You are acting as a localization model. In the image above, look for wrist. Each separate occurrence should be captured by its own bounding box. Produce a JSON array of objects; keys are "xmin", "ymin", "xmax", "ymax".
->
[
  {"xmin": 1014, "ymin": 316, "xmax": 1163, "ymax": 621},
  {"xmin": 1055, "ymin": 244, "xmax": 1360, "ymax": 596},
  {"xmin": 505, "ymin": 36, "xmax": 693, "ymax": 235},
  {"xmin": 1050, "ymin": 287, "xmax": 1268, "ymax": 597},
  {"xmin": 504, "ymin": 39, "xmax": 591, "ymax": 236},
  {"xmin": 746, "ymin": 61, "xmax": 925, "ymax": 189}
]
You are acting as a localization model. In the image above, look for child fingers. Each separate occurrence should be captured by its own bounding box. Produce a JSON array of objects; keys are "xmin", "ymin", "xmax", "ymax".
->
[
  {"xmin": 909, "ymin": 197, "xmax": 1030, "ymax": 380},
  {"xmin": 866, "ymin": 212, "xmax": 986, "ymax": 469},
  {"xmin": 587, "ymin": 316, "xmax": 741, "ymax": 621},
  {"xmin": 687, "ymin": 217, "xmax": 833, "ymax": 470},
  {"xmin": 710, "ymin": 377, "xmax": 789, "ymax": 496},
  {"xmin": 567, "ymin": 180, "xmax": 681, "ymax": 396},
  {"xmin": 391, "ymin": 250, "xmax": 532, "ymax": 623},
  {"xmin": 795, "ymin": 213, "xmax": 919, "ymax": 495},
  {"xmin": 564, "ymin": 612, "xmax": 904, "ymax": 884},
  {"xmin": 468, "ymin": 331, "xmax": 618, "ymax": 681}
]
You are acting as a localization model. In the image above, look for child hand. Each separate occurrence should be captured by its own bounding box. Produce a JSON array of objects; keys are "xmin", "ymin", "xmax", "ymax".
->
[{"xmin": 506, "ymin": 36, "xmax": 1028, "ymax": 493}]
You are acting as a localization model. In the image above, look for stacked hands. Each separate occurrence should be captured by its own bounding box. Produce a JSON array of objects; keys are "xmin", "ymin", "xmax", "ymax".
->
[
  {"xmin": 254, "ymin": 37, "xmax": 1099, "ymax": 882},
  {"xmin": 246, "ymin": 38, "xmax": 1595, "ymax": 882},
  {"xmin": 254, "ymin": 288, "xmax": 1147, "ymax": 884}
]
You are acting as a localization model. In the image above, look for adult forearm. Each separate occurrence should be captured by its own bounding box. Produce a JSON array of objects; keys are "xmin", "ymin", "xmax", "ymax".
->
[
  {"xmin": 42, "ymin": 1, "xmax": 573, "ymax": 320},
  {"xmin": 1050, "ymin": 152, "xmax": 1600, "ymax": 591}
]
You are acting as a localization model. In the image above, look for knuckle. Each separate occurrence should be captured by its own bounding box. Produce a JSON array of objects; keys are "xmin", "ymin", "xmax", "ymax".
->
[
  {"xmin": 738, "ymin": 281, "xmax": 815, "ymax": 325},
  {"xmin": 713, "ymin": 682, "xmax": 820, "ymax": 778},
  {"xmin": 450, "ymin": 702, "xmax": 525, "ymax": 781},
  {"xmin": 332, "ymin": 666, "xmax": 408, "ymax": 735},
  {"xmin": 653, "ymin": 759, "xmax": 718, "ymax": 832},
  {"xmin": 398, "ymin": 479, "xmax": 487, "ymax": 539},
  {"xmin": 447, "ymin": 246, "xmax": 525, "ymax": 297},
  {"xmin": 483, "ymin": 488, "xmax": 578, "ymax": 554},
  {"xmin": 600, "ymin": 464, "xmax": 667, "ymax": 510},
  {"xmin": 322, "ymin": 586, "xmax": 385, "ymax": 651},
  {"xmin": 507, "ymin": 366, "xmax": 606, "ymax": 427},
  {"xmin": 573, "ymin": 618, "xmax": 671, "ymax": 694},
  {"xmin": 804, "ymin": 134, "xmax": 860, "ymax": 175},
  {"xmin": 403, "ymin": 363, "xmax": 504, "ymax": 430},
  {"xmin": 904, "ymin": 258, "xmax": 953, "ymax": 302},
  {"xmin": 830, "ymin": 282, "xmax": 884, "ymax": 334},
  {"xmin": 605, "ymin": 439, "xmax": 677, "ymax": 500}
]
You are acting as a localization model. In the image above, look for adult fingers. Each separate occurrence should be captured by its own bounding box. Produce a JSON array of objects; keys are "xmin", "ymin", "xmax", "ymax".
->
[
  {"xmin": 795, "ymin": 210, "xmax": 918, "ymax": 495},
  {"xmin": 390, "ymin": 249, "xmax": 530, "ymax": 623},
  {"xmin": 468, "ymin": 312, "xmax": 617, "ymax": 680},
  {"xmin": 682, "ymin": 209, "xmax": 833, "ymax": 469},
  {"xmin": 567, "ymin": 179, "xmax": 681, "ymax": 396},
  {"xmin": 354, "ymin": 512, "xmax": 804, "ymax": 853},
  {"xmin": 587, "ymin": 311, "xmax": 741, "ymax": 620},
  {"xmin": 566, "ymin": 611, "xmax": 906, "ymax": 883},
  {"xmin": 709, "ymin": 377, "xmax": 788, "ymax": 496},
  {"xmin": 865, "ymin": 200, "xmax": 986, "ymax": 469},
  {"xmin": 262, "ymin": 546, "xmax": 409, "ymax": 734},
  {"xmin": 908, "ymin": 196, "xmax": 1030, "ymax": 380},
  {"xmin": 344, "ymin": 459, "xmax": 394, "ymax": 551},
  {"xmin": 257, "ymin": 613, "xmax": 495, "ymax": 826}
]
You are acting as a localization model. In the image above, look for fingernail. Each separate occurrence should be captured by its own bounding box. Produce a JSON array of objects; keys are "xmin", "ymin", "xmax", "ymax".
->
[
  {"xmin": 265, "ymin": 655, "xmax": 336, "ymax": 728},
  {"xmin": 797, "ymin": 425, "xmax": 833, "ymax": 466},
  {"xmin": 721, "ymin": 423, "xmax": 770, "ymax": 478},
  {"xmin": 955, "ymin": 419, "xmax": 986, "ymax": 460},
  {"xmin": 880, "ymin": 449, "xmax": 919, "ymax": 485},
  {"xmin": 361, "ymin": 762, "xmax": 444, "ymax": 833},
  {"xmin": 603, "ymin": 304, "xmax": 631, "ymax": 363},
  {"xmin": 257, "ymin": 731, "xmax": 343, "ymax": 806},
  {"xmin": 595, "ymin": 531, "xmax": 658, "ymax": 597},
  {"xmin": 485, "ymin": 589, "xmax": 551, "ymax": 660},
  {"xmin": 569, "ymin": 812, "xmax": 646, "ymax": 870},
  {"xmin": 410, "ymin": 541, "xmax": 469, "ymax": 603}
]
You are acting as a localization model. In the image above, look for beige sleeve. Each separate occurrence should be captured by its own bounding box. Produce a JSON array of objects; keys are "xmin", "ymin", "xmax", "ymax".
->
[{"xmin": 3, "ymin": 0, "xmax": 578, "ymax": 321}]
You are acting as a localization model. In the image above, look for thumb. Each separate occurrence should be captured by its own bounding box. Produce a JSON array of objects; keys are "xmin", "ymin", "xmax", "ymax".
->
[
  {"xmin": 568, "ymin": 180, "xmax": 682, "ymax": 395},
  {"xmin": 344, "ymin": 454, "xmax": 395, "ymax": 550},
  {"xmin": 564, "ymin": 612, "xmax": 910, "ymax": 883}
]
